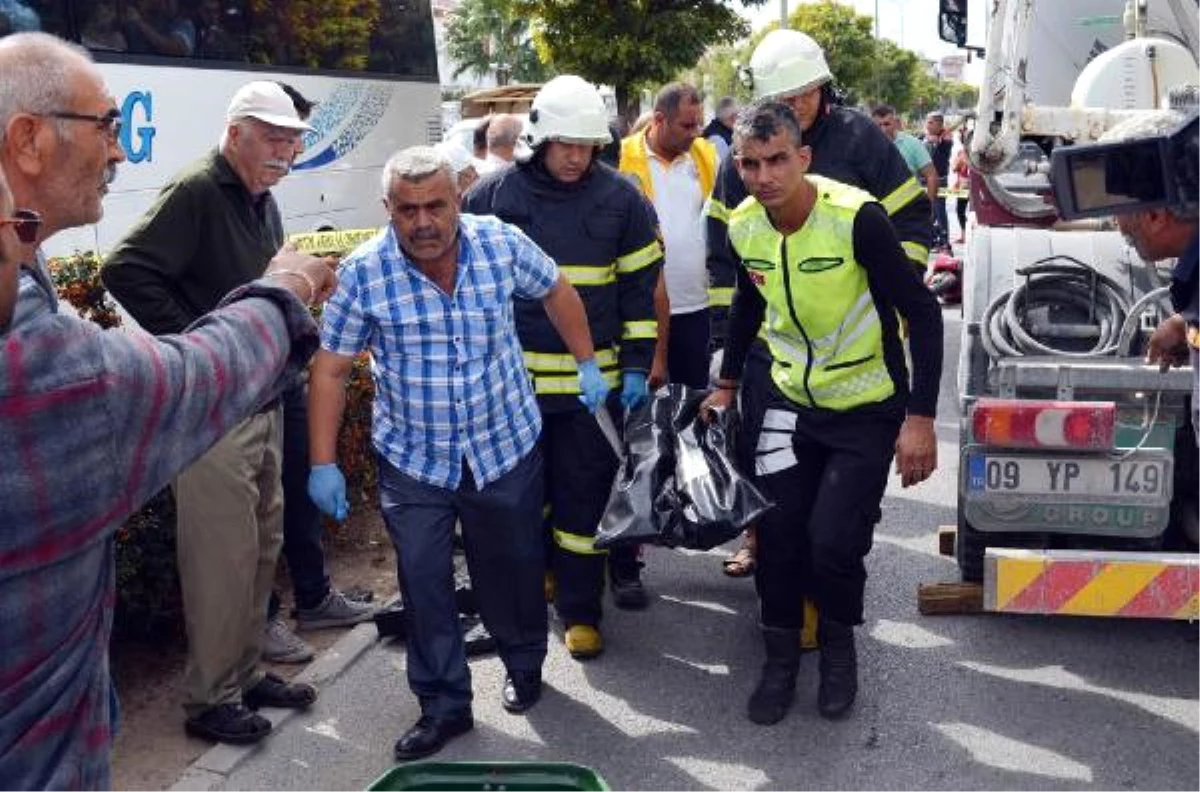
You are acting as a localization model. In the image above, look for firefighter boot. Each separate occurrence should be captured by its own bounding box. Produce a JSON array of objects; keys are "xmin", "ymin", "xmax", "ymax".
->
[
  {"xmin": 746, "ymin": 626, "xmax": 802, "ymax": 725},
  {"xmin": 817, "ymin": 619, "xmax": 857, "ymax": 719}
]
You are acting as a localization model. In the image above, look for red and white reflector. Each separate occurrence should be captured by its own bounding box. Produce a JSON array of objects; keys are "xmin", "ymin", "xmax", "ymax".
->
[{"xmin": 970, "ymin": 399, "xmax": 1116, "ymax": 450}]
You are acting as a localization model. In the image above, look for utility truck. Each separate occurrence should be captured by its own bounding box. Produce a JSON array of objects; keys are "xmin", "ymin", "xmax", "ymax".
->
[{"xmin": 937, "ymin": 0, "xmax": 1198, "ymax": 618}]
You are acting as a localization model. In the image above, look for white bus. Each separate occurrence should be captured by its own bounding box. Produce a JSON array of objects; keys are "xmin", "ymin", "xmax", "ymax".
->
[{"xmin": 1, "ymin": 0, "xmax": 443, "ymax": 257}]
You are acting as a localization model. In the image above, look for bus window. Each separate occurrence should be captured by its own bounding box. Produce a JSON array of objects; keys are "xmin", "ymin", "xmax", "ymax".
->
[
  {"xmin": 0, "ymin": 0, "xmax": 60, "ymax": 37},
  {"xmin": 194, "ymin": 0, "xmax": 246, "ymax": 61},
  {"xmin": 240, "ymin": 0, "xmax": 437, "ymax": 78},
  {"xmin": 80, "ymin": 1, "xmax": 129, "ymax": 52},
  {"xmin": 121, "ymin": 0, "xmax": 197, "ymax": 57}
]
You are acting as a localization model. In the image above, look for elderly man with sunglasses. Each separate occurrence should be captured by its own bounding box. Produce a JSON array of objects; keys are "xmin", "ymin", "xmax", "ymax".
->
[
  {"xmin": 0, "ymin": 33, "xmax": 338, "ymax": 790},
  {"xmin": 100, "ymin": 80, "xmax": 332, "ymax": 745}
]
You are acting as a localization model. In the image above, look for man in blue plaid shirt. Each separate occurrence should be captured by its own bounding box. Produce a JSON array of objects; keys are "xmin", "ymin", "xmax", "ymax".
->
[{"xmin": 307, "ymin": 145, "xmax": 607, "ymax": 762}]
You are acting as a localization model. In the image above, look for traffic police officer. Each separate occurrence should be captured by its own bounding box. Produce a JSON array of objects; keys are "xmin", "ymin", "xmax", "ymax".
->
[
  {"xmin": 703, "ymin": 103, "xmax": 943, "ymax": 724},
  {"xmin": 464, "ymin": 76, "xmax": 662, "ymax": 660}
]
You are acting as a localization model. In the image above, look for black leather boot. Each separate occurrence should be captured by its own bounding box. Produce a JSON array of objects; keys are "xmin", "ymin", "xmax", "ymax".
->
[
  {"xmin": 747, "ymin": 625, "xmax": 802, "ymax": 725},
  {"xmin": 817, "ymin": 619, "xmax": 857, "ymax": 718}
]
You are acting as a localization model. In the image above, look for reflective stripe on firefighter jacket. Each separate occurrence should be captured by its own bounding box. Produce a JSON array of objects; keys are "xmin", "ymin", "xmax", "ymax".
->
[
  {"xmin": 707, "ymin": 105, "xmax": 933, "ymax": 335},
  {"xmin": 462, "ymin": 158, "xmax": 662, "ymax": 412},
  {"xmin": 727, "ymin": 175, "xmax": 896, "ymax": 411}
]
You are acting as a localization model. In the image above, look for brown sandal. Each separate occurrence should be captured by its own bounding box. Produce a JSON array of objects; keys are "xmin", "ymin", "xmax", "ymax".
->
[{"xmin": 722, "ymin": 545, "xmax": 757, "ymax": 578}]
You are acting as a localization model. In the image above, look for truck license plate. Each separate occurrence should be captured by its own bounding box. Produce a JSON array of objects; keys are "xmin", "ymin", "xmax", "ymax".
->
[{"xmin": 966, "ymin": 454, "xmax": 1170, "ymax": 502}]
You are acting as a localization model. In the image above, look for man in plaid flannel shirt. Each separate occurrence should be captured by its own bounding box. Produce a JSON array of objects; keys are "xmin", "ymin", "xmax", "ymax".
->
[{"xmin": 0, "ymin": 33, "xmax": 335, "ymax": 789}]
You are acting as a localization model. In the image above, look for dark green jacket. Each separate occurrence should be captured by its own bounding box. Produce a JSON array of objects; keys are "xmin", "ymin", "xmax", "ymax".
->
[{"xmin": 102, "ymin": 150, "xmax": 283, "ymax": 335}]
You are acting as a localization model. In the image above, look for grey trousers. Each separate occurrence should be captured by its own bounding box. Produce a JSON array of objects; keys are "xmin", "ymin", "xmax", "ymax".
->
[{"xmin": 175, "ymin": 409, "xmax": 283, "ymax": 717}]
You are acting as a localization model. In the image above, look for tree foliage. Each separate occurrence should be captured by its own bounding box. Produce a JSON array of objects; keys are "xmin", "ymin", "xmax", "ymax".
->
[
  {"xmin": 445, "ymin": 0, "xmax": 549, "ymax": 85},
  {"xmin": 518, "ymin": 0, "xmax": 763, "ymax": 119},
  {"xmin": 685, "ymin": 0, "xmax": 975, "ymax": 119}
]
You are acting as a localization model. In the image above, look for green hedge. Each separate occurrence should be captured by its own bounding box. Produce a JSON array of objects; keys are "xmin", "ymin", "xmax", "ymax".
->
[{"xmin": 50, "ymin": 252, "xmax": 377, "ymax": 635}]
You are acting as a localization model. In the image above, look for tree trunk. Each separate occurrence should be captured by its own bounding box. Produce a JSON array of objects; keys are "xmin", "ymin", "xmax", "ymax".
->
[{"xmin": 615, "ymin": 85, "xmax": 640, "ymax": 129}]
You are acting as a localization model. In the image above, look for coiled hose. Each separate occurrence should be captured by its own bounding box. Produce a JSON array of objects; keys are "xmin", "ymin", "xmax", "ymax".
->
[{"xmin": 979, "ymin": 255, "xmax": 1172, "ymax": 361}]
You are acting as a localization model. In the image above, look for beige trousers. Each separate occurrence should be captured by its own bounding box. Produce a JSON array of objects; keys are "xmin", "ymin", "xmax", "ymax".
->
[{"xmin": 175, "ymin": 408, "xmax": 283, "ymax": 716}]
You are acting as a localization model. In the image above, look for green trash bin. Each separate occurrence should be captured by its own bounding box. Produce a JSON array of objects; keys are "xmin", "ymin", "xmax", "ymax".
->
[{"xmin": 367, "ymin": 760, "xmax": 610, "ymax": 791}]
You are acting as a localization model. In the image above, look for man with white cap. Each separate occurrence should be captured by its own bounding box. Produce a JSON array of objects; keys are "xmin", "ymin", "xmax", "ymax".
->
[{"xmin": 102, "ymin": 80, "xmax": 321, "ymax": 745}]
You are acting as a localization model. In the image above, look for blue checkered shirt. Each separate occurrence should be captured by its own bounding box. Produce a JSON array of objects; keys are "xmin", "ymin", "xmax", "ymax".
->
[{"xmin": 321, "ymin": 215, "xmax": 558, "ymax": 489}]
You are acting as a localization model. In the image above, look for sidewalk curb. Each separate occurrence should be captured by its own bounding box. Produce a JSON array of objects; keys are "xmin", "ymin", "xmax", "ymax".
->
[{"xmin": 168, "ymin": 621, "xmax": 380, "ymax": 792}]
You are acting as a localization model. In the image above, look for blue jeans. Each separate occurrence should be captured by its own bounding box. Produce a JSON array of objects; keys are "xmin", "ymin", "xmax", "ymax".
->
[{"xmin": 379, "ymin": 449, "xmax": 547, "ymax": 718}]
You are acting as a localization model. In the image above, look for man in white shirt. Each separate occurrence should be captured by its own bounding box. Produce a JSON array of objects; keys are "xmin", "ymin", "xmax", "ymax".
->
[{"xmin": 619, "ymin": 82, "xmax": 718, "ymax": 389}]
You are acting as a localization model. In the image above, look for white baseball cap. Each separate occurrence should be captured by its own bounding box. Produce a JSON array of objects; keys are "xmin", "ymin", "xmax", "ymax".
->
[{"xmin": 225, "ymin": 81, "xmax": 313, "ymax": 132}]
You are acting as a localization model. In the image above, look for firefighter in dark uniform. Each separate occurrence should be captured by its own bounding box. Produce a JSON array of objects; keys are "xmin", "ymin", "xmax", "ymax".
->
[
  {"xmin": 705, "ymin": 29, "xmax": 934, "ymax": 634},
  {"xmin": 702, "ymin": 102, "xmax": 942, "ymax": 724},
  {"xmin": 463, "ymin": 75, "xmax": 662, "ymax": 660}
]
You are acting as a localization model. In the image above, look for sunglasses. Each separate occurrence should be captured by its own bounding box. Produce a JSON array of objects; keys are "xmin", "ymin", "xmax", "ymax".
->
[
  {"xmin": 42, "ymin": 108, "xmax": 123, "ymax": 141},
  {"xmin": 0, "ymin": 209, "xmax": 42, "ymax": 244}
]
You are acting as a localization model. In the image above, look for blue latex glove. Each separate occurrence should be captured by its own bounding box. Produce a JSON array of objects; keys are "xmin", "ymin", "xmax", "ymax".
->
[
  {"xmin": 308, "ymin": 464, "xmax": 348, "ymax": 520},
  {"xmin": 576, "ymin": 358, "xmax": 610, "ymax": 413},
  {"xmin": 620, "ymin": 370, "xmax": 648, "ymax": 411}
]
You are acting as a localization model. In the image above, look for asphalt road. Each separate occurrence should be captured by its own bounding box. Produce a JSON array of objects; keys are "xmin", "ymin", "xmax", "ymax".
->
[{"xmin": 219, "ymin": 308, "xmax": 1199, "ymax": 791}]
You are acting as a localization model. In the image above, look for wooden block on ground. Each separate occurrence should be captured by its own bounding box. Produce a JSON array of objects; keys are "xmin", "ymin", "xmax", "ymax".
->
[
  {"xmin": 918, "ymin": 581, "xmax": 984, "ymax": 615},
  {"xmin": 937, "ymin": 525, "xmax": 956, "ymax": 557}
]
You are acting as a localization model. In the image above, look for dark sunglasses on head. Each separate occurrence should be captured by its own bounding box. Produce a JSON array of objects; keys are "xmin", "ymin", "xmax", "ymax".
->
[
  {"xmin": 0, "ymin": 209, "xmax": 42, "ymax": 244},
  {"xmin": 43, "ymin": 108, "xmax": 123, "ymax": 141}
]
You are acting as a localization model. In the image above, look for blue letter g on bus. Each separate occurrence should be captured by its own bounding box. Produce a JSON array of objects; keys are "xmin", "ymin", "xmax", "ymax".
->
[{"xmin": 121, "ymin": 92, "xmax": 155, "ymax": 164}]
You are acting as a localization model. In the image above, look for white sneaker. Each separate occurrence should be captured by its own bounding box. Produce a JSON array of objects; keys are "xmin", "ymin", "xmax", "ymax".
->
[{"xmin": 262, "ymin": 616, "xmax": 314, "ymax": 664}]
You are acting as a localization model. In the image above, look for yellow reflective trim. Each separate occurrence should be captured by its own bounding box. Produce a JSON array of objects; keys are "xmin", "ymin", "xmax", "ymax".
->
[
  {"xmin": 553, "ymin": 527, "xmax": 607, "ymax": 555},
  {"xmin": 534, "ymin": 370, "xmax": 620, "ymax": 395},
  {"xmin": 880, "ymin": 178, "xmax": 923, "ymax": 215},
  {"xmin": 708, "ymin": 286, "xmax": 734, "ymax": 307},
  {"xmin": 524, "ymin": 347, "xmax": 618, "ymax": 372},
  {"xmin": 705, "ymin": 197, "xmax": 731, "ymax": 223},
  {"xmin": 622, "ymin": 320, "xmax": 657, "ymax": 340},
  {"xmin": 616, "ymin": 241, "xmax": 661, "ymax": 274},
  {"xmin": 901, "ymin": 241, "xmax": 929, "ymax": 266},
  {"xmin": 561, "ymin": 264, "xmax": 616, "ymax": 286}
]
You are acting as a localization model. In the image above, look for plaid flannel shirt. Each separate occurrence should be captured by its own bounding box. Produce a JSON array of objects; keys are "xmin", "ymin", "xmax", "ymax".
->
[
  {"xmin": 321, "ymin": 215, "xmax": 558, "ymax": 489},
  {"xmin": 0, "ymin": 274, "xmax": 316, "ymax": 790}
]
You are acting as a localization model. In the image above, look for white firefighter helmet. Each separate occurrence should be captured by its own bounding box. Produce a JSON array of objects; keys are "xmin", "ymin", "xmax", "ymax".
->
[
  {"xmin": 523, "ymin": 75, "xmax": 612, "ymax": 150},
  {"xmin": 747, "ymin": 28, "xmax": 833, "ymax": 102}
]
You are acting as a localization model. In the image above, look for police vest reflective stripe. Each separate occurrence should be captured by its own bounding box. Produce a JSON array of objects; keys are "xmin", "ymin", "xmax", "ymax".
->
[{"xmin": 727, "ymin": 175, "xmax": 895, "ymax": 411}]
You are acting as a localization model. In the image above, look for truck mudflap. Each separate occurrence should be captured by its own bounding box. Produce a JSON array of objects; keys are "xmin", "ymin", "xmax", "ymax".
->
[{"xmin": 985, "ymin": 547, "xmax": 1199, "ymax": 619}]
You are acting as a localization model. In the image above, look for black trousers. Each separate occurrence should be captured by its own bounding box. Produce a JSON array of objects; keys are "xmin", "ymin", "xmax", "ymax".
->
[
  {"xmin": 269, "ymin": 382, "xmax": 329, "ymax": 618},
  {"xmin": 378, "ymin": 450, "xmax": 547, "ymax": 718},
  {"xmin": 752, "ymin": 382, "xmax": 902, "ymax": 628},
  {"xmin": 668, "ymin": 307, "xmax": 712, "ymax": 389},
  {"xmin": 541, "ymin": 405, "xmax": 621, "ymax": 626}
]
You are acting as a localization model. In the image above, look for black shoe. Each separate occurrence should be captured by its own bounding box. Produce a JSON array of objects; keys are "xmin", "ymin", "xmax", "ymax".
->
[
  {"xmin": 393, "ymin": 713, "xmax": 474, "ymax": 762},
  {"xmin": 185, "ymin": 702, "xmax": 272, "ymax": 744},
  {"xmin": 243, "ymin": 672, "xmax": 318, "ymax": 710},
  {"xmin": 610, "ymin": 567, "xmax": 648, "ymax": 610},
  {"xmin": 502, "ymin": 671, "xmax": 542, "ymax": 714},
  {"xmin": 747, "ymin": 626, "xmax": 802, "ymax": 725},
  {"xmin": 817, "ymin": 620, "xmax": 858, "ymax": 719},
  {"xmin": 461, "ymin": 614, "xmax": 497, "ymax": 657}
]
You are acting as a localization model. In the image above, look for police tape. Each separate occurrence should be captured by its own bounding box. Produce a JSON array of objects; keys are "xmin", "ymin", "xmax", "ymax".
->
[{"xmin": 287, "ymin": 228, "xmax": 381, "ymax": 255}]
